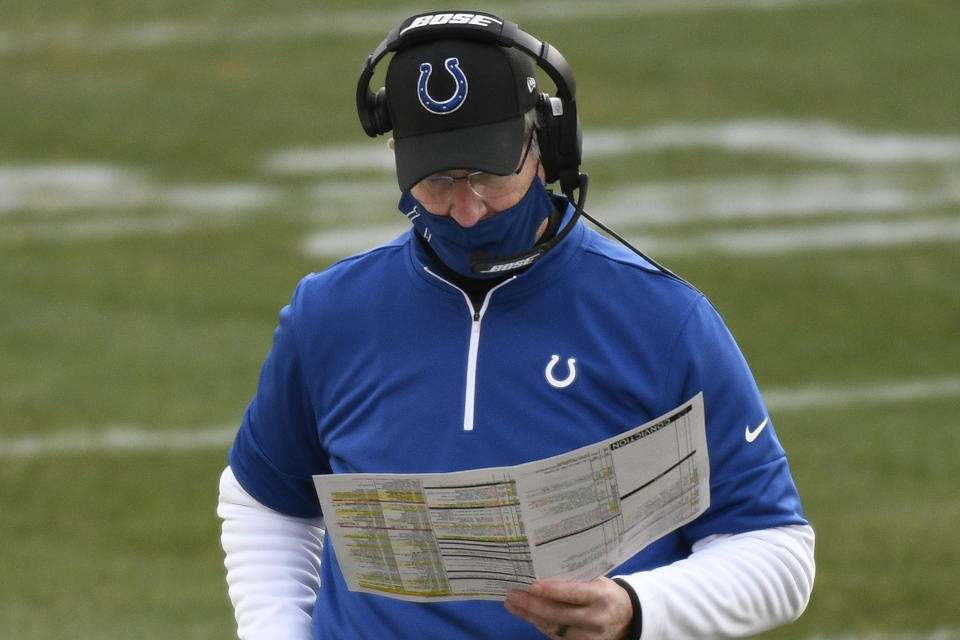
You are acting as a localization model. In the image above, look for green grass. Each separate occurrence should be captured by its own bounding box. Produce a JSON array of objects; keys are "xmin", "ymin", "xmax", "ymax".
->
[
  {"xmin": 765, "ymin": 399, "xmax": 960, "ymax": 637},
  {"xmin": 0, "ymin": 451, "xmax": 235, "ymax": 639},
  {"xmin": 1, "ymin": 0, "xmax": 959, "ymax": 638},
  {"xmin": 678, "ymin": 244, "xmax": 960, "ymax": 385}
]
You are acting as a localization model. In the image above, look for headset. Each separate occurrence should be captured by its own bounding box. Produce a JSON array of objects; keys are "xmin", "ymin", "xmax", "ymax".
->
[
  {"xmin": 355, "ymin": 11, "xmax": 675, "ymax": 280},
  {"xmin": 356, "ymin": 10, "xmax": 583, "ymax": 196}
]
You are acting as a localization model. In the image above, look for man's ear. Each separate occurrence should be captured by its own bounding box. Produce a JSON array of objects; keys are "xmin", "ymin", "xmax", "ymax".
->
[{"xmin": 388, "ymin": 137, "xmax": 395, "ymax": 151}]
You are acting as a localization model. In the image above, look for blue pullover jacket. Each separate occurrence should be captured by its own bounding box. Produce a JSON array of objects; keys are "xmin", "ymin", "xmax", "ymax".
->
[{"xmin": 229, "ymin": 201, "xmax": 806, "ymax": 639}]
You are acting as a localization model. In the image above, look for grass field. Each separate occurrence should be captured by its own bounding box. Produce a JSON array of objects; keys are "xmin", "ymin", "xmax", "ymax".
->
[{"xmin": 1, "ymin": 1, "xmax": 958, "ymax": 638}]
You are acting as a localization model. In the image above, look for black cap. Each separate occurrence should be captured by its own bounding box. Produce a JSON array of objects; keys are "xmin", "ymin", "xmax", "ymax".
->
[{"xmin": 386, "ymin": 39, "xmax": 540, "ymax": 192}]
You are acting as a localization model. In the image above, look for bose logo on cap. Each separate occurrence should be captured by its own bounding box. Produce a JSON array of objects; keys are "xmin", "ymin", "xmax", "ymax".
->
[{"xmin": 400, "ymin": 13, "xmax": 503, "ymax": 35}]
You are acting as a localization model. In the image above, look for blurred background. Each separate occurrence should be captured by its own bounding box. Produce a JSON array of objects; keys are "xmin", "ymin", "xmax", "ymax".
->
[{"xmin": 1, "ymin": 1, "xmax": 958, "ymax": 638}]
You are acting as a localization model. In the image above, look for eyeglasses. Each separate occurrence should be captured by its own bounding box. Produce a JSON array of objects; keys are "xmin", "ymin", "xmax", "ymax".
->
[{"xmin": 415, "ymin": 130, "xmax": 536, "ymax": 206}]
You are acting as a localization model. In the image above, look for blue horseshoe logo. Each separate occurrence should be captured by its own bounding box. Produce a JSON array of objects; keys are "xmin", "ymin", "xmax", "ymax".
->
[{"xmin": 417, "ymin": 57, "xmax": 468, "ymax": 114}]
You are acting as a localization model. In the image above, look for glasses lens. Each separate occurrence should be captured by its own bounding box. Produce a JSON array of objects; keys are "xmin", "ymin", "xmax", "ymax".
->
[
  {"xmin": 468, "ymin": 173, "xmax": 512, "ymax": 199},
  {"xmin": 414, "ymin": 170, "xmax": 520, "ymax": 205},
  {"xmin": 417, "ymin": 176, "xmax": 454, "ymax": 205}
]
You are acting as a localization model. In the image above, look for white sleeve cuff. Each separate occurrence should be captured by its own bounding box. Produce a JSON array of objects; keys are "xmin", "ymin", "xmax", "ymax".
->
[
  {"xmin": 217, "ymin": 466, "xmax": 325, "ymax": 640},
  {"xmin": 614, "ymin": 524, "xmax": 815, "ymax": 639}
]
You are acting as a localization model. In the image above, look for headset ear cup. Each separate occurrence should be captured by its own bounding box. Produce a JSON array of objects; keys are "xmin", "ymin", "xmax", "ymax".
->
[
  {"xmin": 536, "ymin": 93, "xmax": 582, "ymax": 188},
  {"xmin": 358, "ymin": 86, "xmax": 387, "ymax": 137},
  {"xmin": 565, "ymin": 111, "xmax": 583, "ymax": 178},
  {"xmin": 535, "ymin": 93, "xmax": 562, "ymax": 184},
  {"xmin": 371, "ymin": 87, "xmax": 392, "ymax": 135},
  {"xmin": 536, "ymin": 93, "xmax": 582, "ymax": 191}
]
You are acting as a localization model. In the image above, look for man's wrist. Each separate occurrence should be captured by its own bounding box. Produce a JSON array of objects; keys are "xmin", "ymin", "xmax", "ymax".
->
[{"xmin": 613, "ymin": 578, "xmax": 643, "ymax": 640}]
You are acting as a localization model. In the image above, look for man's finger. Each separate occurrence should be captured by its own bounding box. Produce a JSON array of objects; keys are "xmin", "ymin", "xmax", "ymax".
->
[
  {"xmin": 530, "ymin": 578, "xmax": 598, "ymax": 606},
  {"xmin": 505, "ymin": 587, "xmax": 580, "ymax": 630}
]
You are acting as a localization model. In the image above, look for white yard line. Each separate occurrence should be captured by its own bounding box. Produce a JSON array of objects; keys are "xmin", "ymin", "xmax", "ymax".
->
[
  {"xmin": 0, "ymin": 163, "xmax": 280, "ymax": 217},
  {"xmin": 590, "ymin": 171, "xmax": 960, "ymax": 226},
  {"xmin": 301, "ymin": 214, "xmax": 960, "ymax": 259},
  {"xmin": 803, "ymin": 628, "xmax": 960, "ymax": 640},
  {"xmin": 264, "ymin": 121, "xmax": 960, "ymax": 176},
  {"xmin": 263, "ymin": 144, "xmax": 395, "ymax": 176},
  {"xmin": 6, "ymin": 120, "xmax": 959, "ymax": 215},
  {"xmin": 0, "ymin": 425, "xmax": 238, "ymax": 458},
  {"xmin": 302, "ymin": 223, "xmax": 408, "ymax": 258},
  {"xmin": 0, "ymin": 0, "xmax": 856, "ymax": 55},
  {"xmin": 586, "ymin": 120, "xmax": 960, "ymax": 165},
  {"xmin": 625, "ymin": 215, "xmax": 960, "ymax": 256},
  {"xmin": 1, "ymin": 376, "xmax": 957, "ymax": 459},
  {"xmin": 764, "ymin": 376, "xmax": 960, "ymax": 412},
  {"xmin": 5, "ymin": 119, "xmax": 960, "ymax": 249}
]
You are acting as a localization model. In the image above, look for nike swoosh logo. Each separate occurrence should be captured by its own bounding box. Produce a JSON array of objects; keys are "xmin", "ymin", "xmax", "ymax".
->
[{"xmin": 745, "ymin": 417, "xmax": 769, "ymax": 443}]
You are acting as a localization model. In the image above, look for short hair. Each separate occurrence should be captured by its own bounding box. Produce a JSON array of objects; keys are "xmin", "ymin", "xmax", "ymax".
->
[{"xmin": 524, "ymin": 108, "xmax": 541, "ymax": 161}]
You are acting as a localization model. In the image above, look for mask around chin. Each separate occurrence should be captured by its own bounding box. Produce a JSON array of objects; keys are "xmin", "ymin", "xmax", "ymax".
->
[{"xmin": 398, "ymin": 178, "xmax": 555, "ymax": 279}]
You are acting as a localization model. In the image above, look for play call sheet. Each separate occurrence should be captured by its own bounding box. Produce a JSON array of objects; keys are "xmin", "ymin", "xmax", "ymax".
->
[{"xmin": 314, "ymin": 392, "xmax": 709, "ymax": 602}]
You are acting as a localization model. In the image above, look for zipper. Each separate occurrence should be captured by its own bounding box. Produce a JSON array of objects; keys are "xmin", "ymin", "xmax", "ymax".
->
[{"xmin": 424, "ymin": 267, "xmax": 516, "ymax": 431}]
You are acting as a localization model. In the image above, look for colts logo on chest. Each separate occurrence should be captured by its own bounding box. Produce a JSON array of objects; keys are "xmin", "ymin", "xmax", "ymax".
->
[{"xmin": 545, "ymin": 355, "xmax": 577, "ymax": 389}]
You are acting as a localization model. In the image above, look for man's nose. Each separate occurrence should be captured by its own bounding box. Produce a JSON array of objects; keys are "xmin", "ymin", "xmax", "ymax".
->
[{"xmin": 447, "ymin": 181, "xmax": 488, "ymax": 228}]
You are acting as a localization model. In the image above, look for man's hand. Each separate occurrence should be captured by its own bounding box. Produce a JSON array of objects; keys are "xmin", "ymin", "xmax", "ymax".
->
[{"xmin": 504, "ymin": 577, "xmax": 634, "ymax": 640}]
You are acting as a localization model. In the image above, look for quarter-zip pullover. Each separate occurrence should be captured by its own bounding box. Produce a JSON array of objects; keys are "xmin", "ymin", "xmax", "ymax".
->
[{"xmin": 228, "ymin": 201, "xmax": 807, "ymax": 639}]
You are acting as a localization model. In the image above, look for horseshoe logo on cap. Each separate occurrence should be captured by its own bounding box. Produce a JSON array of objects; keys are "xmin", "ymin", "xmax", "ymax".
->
[{"xmin": 418, "ymin": 58, "xmax": 468, "ymax": 114}]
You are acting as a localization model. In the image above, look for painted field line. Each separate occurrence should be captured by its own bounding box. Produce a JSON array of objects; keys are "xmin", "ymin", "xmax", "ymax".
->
[
  {"xmin": 631, "ymin": 215, "xmax": 960, "ymax": 256},
  {"xmin": 301, "ymin": 214, "xmax": 960, "ymax": 259},
  {"xmin": 0, "ymin": 425, "xmax": 238, "ymax": 458},
  {"xmin": 591, "ymin": 171, "xmax": 960, "ymax": 227},
  {"xmin": 0, "ymin": 0, "xmax": 855, "ymax": 55},
  {"xmin": 764, "ymin": 376, "xmax": 960, "ymax": 412},
  {"xmin": 1, "ymin": 376, "xmax": 957, "ymax": 459},
  {"xmin": 586, "ymin": 120, "xmax": 960, "ymax": 165},
  {"xmin": 4, "ymin": 119, "xmax": 957, "ymax": 217},
  {"xmin": 265, "ymin": 121, "xmax": 960, "ymax": 176},
  {"xmin": 0, "ymin": 163, "xmax": 280, "ymax": 216},
  {"xmin": 302, "ymin": 223, "xmax": 408, "ymax": 258},
  {"xmin": 803, "ymin": 627, "xmax": 960, "ymax": 640}
]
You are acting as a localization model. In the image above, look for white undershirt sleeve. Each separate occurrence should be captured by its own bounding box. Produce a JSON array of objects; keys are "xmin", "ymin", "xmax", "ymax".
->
[
  {"xmin": 217, "ymin": 466, "xmax": 325, "ymax": 640},
  {"xmin": 614, "ymin": 524, "xmax": 815, "ymax": 639}
]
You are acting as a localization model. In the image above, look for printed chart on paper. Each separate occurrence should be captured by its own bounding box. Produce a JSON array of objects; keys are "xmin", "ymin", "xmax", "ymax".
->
[{"xmin": 314, "ymin": 393, "xmax": 709, "ymax": 602}]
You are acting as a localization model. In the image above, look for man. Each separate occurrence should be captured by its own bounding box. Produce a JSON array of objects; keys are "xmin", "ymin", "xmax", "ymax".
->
[{"xmin": 218, "ymin": 10, "xmax": 814, "ymax": 640}]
